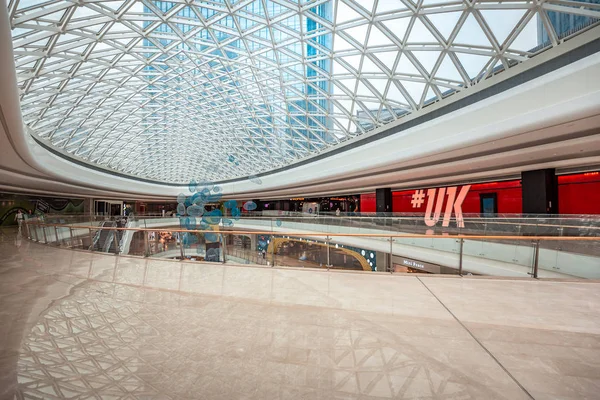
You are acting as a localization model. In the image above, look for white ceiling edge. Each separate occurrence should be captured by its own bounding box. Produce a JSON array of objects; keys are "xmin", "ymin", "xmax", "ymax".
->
[
  {"xmin": 2, "ymin": 49, "xmax": 599, "ymax": 200},
  {"xmin": 0, "ymin": 0, "xmax": 599, "ymax": 200}
]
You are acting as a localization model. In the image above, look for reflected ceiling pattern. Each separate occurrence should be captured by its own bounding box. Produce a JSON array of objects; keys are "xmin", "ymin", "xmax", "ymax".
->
[
  {"xmin": 16, "ymin": 281, "xmax": 497, "ymax": 399},
  {"xmin": 7, "ymin": 0, "xmax": 599, "ymax": 183}
]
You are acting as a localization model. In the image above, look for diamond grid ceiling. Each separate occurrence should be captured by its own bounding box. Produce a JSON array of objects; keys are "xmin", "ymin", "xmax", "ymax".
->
[{"xmin": 7, "ymin": 0, "xmax": 600, "ymax": 184}]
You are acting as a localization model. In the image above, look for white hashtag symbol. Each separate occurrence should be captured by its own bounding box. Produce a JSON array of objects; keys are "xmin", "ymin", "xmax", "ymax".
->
[{"xmin": 411, "ymin": 190, "xmax": 425, "ymax": 208}]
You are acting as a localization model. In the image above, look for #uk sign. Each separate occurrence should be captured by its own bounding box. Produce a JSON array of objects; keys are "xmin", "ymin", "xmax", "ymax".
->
[{"xmin": 411, "ymin": 185, "xmax": 471, "ymax": 228}]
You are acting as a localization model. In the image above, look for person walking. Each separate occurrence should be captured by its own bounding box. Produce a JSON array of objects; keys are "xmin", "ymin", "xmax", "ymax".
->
[
  {"xmin": 335, "ymin": 208, "xmax": 341, "ymax": 217},
  {"xmin": 14, "ymin": 210, "xmax": 24, "ymax": 235}
]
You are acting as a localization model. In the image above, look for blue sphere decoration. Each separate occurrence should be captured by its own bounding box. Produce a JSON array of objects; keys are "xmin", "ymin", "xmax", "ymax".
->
[
  {"xmin": 198, "ymin": 180, "xmax": 214, "ymax": 192},
  {"xmin": 187, "ymin": 205, "xmax": 204, "ymax": 217},
  {"xmin": 203, "ymin": 209, "xmax": 222, "ymax": 225},
  {"xmin": 243, "ymin": 201, "xmax": 257, "ymax": 211},
  {"xmin": 185, "ymin": 217, "xmax": 196, "ymax": 230},
  {"xmin": 205, "ymin": 232, "xmax": 218, "ymax": 242}
]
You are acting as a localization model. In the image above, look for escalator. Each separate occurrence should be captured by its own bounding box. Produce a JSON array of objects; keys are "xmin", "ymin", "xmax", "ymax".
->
[{"xmin": 91, "ymin": 220, "xmax": 124, "ymax": 253}]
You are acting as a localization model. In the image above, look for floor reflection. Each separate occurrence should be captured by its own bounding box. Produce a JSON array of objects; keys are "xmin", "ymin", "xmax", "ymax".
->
[
  {"xmin": 2, "ymin": 234, "xmax": 582, "ymax": 399},
  {"xmin": 16, "ymin": 280, "xmax": 515, "ymax": 399}
]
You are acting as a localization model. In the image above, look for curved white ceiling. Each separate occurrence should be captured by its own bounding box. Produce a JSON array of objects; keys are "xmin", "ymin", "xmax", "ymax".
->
[{"xmin": 7, "ymin": 0, "xmax": 600, "ymax": 184}]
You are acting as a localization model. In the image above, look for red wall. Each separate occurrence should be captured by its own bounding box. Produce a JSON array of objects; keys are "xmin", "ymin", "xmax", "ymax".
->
[
  {"xmin": 360, "ymin": 172, "xmax": 600, "ymax": 215},
  {"xmin": 558, "ymin": 172, "xmax": 600, "ymax": 214},
  {"xmin": 462, "ymin": 181, "xmax": 522, "ymax": 214},
  {"xmin": 360, "ymin": 193, "xmax": 376, "ymax": 212},
  {"xmin": 391, "ymin": 180, "xmax": 522, "ymax": 214}
]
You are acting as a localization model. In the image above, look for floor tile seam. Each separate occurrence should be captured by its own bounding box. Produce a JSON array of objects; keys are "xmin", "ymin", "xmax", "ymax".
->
[{"xmin": 415, "ymin": 276, "xmax": 536, "ymax": 400}]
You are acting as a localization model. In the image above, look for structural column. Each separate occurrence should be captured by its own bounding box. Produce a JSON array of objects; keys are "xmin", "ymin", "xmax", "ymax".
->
[
  {"xmin": 376, "ymin": 188, "xmax": 392, "ymax": 213},
  {"xmin": 521, "ymin": 169, "xmax": 559, "ymax": 214},
  {"xmin": 83, "ymin": 198, "xmax": 94, "ymax": 217}
]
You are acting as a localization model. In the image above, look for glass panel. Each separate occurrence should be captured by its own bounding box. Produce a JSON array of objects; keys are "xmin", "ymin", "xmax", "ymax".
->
[{"xmin": 10, "ymin": 2, "xmax": 597, "ymax": 183}]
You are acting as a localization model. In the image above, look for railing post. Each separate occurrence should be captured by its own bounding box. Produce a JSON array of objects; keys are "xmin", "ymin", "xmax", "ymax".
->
[
  {"xmin": 88, "ymin": 228, "xmax": 93, "ymax": 251},
  {"xmin": 42, "ymin": 225, "xmax": 48, "ymax": 244},
  {"xmin": 458, "ymin": 238, "xmax": 464, "ymax": 276},
  {"xmin": 221, "ymin": 233, "xmax": 226, "ymax": 264},
  {"xmin": 69, "ymin": 227, "xmax": 74, "ymax": 248},
  {"xmin": 32, "ymin": 224, "xmax": 39, "ymax": 242},
  {"xmin": 54, "ymin": 226, "xmax": 60, "ymax": 245},
  {"xmin": 179, "ymin": 232, "xmax": 184, "ymax": 260},
  {"xmin": 389, "ymin": 236, "xmax": 393, "ymax": 273},
  {"xmin": 270, "ymin": 235, "xmax": 275, "ymax": 267},
  {"xmin": 113, "ymin": 228, "xmax": 119, "ymax": 255},
  {"xmin": 532, "ymin": 240, "xmax": 540, "ymax": 279},
  {"xmin": 144, "ymin": 230, "xmax": 149, "ymax": 257},
  {"xmin": 326, "ymin": 236, "xmax": 331, "ymax": 269}
]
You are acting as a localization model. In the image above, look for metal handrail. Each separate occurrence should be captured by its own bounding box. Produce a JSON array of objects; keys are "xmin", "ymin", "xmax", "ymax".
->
[
  {"xmin": 22, "ymin": 220, "xmax": 600, "ymax": 280},
  {"xmin": 22, "ymin": 221, "xmax": 600, "ymax": 241}
]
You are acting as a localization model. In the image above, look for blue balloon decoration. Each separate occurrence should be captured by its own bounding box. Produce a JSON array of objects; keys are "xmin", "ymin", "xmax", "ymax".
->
[
  {"xmin": 224, "ymin": 200, "xmax": 237, "ymax": 209},
  {"xmin": 243, "ymin": 201, "xmax": 257, "ymax": 211},
  {"xmin": 231, "ymin": 207, "xmax": 241, "ymax": 220},
  {"xmin": 276, "ymin": 219, "xmax": 282, "ymax": 227},
  {"xmin": 228, "ymin": 155, "xmax": 236, "ymax": 162},
  {"xmin": 187, "ymin": 205, "xmax": 204, "ymax": 217},
  {"xmin": 185, "ymin": 217, "xmax": 196, "ymax": 230},
  {"xmin": 198, "ymin": 180, "xmax": 214, "ymax": 192},
  {"xmin": 184, "ymin": 196, "xmax": 192, "ymax": 207},
  {"xmin": 190, "ymin": 192, "xmax": 202, "ymax": 204},
  {"xmin": 200, "ymin": 188, "xmax": 211, "ymax": 201},
  {"xmin": 176, "ymin": 203, "xmax": 186, "ymax": 215},
  {"xmin": 188, "ymin": 179, "xmax": 197, "ymax": 193},
  {"xmin": 203, "ymin": 209, "xmax": 222, "ymax": 225},
  {"xmin": 177, "ymin": 193, "xmax": 186, "ymax": 204},
  {"xmin": 223, "ymin": 218, "xmax": 234, "ymax": 227},
  {"xmin": 183, "ymin": 232, "xmax": 198, "ymax": 246},
  {"xmin": 213, "ymin": 185, "xmax": 221, "ymax": 193},
  {"xmin": 205, "ymin": 232, "xmax": 218, "ymax": 242},
  {"xmin": 199, "ymin": 220, "xmax": 210, "ymax": 231}
]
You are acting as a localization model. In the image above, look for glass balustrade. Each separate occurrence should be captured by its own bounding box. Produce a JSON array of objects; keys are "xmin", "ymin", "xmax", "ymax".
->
[{"xmin": 20, "ymin": 215, "xmax": 600, "ymax": 280}]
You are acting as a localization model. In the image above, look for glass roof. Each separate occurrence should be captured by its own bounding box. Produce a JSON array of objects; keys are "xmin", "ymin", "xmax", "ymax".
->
[{"xmin": 7, "ymin": 0, "xmax": 600, "ymax": 184}]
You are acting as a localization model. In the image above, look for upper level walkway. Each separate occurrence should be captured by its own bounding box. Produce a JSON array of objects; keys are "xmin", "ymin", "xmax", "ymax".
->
[{"xmin": 1, "ymin": 228, "xmax": 599, "ymax": 399}]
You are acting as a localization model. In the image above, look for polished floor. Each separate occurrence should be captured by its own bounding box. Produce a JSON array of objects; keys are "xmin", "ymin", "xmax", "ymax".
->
[{"xmin": 1, "ymin": 230, "xmax": 599, "ymax": 399}]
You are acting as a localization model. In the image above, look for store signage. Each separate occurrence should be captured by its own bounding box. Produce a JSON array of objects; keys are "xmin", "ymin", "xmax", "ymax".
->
[
  {"xmin": 402, "ymin": 259, "xmax": 425, "ymax": 269},
  {"xmin": 394, "ymin": 257, "xmax": 441, "ymax": 274},
  {"xmin": 411, "ymin": 185, "xmax": 471, "ymax": 228},
  {"xmin": 290, "ymin": 198, "xmax": 305, "ymax": 201}
]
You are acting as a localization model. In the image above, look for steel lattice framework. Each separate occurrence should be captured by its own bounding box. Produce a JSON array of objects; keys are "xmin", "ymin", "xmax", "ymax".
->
[{"xmin": 7, "ymin": 0, "xmax": 600, "ymax": 183}]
